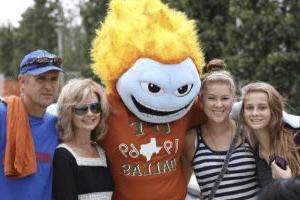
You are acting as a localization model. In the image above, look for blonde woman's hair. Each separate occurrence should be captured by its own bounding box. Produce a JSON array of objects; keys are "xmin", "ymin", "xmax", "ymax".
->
[
  {"xmin": 57, "ymin": 78, "xmax": 110, "ymax": 142},
  {"xmin": 200, "ymin": 59, "xmax": 236, "ymax": 97},
  {"xmin": 240, "ymin": 82, "xmax": 300, "ymax": 176}
]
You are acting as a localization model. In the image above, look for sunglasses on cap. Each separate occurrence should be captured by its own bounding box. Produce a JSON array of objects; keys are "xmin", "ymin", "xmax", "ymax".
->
[
  {"xmin": 73, "ymin": 102, "xmax": 101, "ymax": 116},
  {"xmin": 22, "ymin": 57, "xmax": 63, "ymax": 68}
]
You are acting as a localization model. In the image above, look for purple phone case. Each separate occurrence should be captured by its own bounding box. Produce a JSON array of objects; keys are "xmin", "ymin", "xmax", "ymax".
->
[{"xmin": 275, "ymin": 156, "xmax": 287, "ymax": 170}]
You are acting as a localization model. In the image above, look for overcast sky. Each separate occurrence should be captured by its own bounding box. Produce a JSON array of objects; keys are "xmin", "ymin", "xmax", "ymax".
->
[
  {"xmin": 0, "ymin": 0, "xmax": 81, "ymax": 27},
  {"xmin": 0, "ymin": 0, "xmax": 34, "ymax": 26}
]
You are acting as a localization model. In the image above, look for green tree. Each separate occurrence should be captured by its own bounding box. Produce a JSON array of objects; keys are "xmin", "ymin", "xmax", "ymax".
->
[
  {"xmin": 10, "ymin": 0, "xmax": 61, "ymax": 77},
  {"xmin": 0, "ymin": 25, "xmax": 16, "ymax": 77},
  {"xmin": 79, "ymin": 0, "xmax": 109, "ymax": 47},
  {"xmin": 62, "ymin": 25, "xmax": 89, "ymax": 72},
  {"xmin": 226, "ymin": 0, "xmax": 300, "ymax": 112},
  {"xmin": 164, "ymin": 0, "xmax": 232, "ymax": 63},
  {"xmin": 164, "ymin": 0, "xmax": 300, "ymax": 112},
  {"xmin": 79, "ymin": 0, "xmax": 109, "ymax": 81}
]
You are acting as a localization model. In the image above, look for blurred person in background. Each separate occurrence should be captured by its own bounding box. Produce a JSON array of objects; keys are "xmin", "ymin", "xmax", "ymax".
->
[{"xmin": 257, "ymin": 177, "xmax": 300, "ymax": 200}]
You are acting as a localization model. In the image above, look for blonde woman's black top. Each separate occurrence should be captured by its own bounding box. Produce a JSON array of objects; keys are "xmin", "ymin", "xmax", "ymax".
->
[{"xmin": 53, "ymin": 144, "xmax": 114, "ymax": 200}]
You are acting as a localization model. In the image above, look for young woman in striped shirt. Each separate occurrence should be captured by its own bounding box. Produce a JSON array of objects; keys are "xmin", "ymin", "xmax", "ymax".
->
[{"xmin": 183, "ymin": 59, "xmax": 260, "ymax": 200}]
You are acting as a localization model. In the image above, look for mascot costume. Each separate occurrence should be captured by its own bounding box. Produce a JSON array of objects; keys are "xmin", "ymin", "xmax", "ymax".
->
[{"xmin": 91, "ymin": 0, "xmax": 205, "ymax": 199}]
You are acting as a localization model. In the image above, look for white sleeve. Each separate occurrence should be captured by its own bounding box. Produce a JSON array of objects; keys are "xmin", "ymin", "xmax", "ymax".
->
[
  {"xmin": 230, "ymin": 101, "xmax": 242, "ymax": 121},
  {"xmin": 46, "ymin": 103, "xmax": 58, "ymax": 116},
  {"xmin": 283, "ymin": 111, "xmax": 300, "ymax": 129}
]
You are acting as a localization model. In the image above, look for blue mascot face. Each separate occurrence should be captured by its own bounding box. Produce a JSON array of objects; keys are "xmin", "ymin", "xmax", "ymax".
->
[{"xmin": 116, "ymin": 58, "xmax": 201, "ymax": 123}]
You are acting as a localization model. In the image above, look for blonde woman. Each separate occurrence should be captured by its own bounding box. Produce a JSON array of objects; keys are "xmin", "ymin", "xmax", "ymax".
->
[
  {"xmin": 52, "ymin": 78, "xmax": 114, "ymax": 200},
  {"xmin": 240, "ymin": 82, "xmax": 300, "ymax": 187}
]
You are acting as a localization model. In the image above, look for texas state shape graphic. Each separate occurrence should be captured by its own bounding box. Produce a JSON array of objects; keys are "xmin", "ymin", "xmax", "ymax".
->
[{"xmin": 140, "ymin": 138, "xmax": 162, "ymax": 161}]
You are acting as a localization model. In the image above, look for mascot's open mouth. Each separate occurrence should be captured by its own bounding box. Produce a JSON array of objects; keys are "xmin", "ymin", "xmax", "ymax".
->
[{"xmin": 131, "ymin": 95, "xmax": 192, "ymax": 116}]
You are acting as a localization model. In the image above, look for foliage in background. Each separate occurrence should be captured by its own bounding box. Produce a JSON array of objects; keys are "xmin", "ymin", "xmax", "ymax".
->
[
  {"xmin": 164, "ymin": 0, "xmax": 299, "ymax": 113},
  {"xmin": 0, "ymin": 0, "xmax": 299, "ymax": 112},
  {"xmin": 79, "ymin": 0, "xmax": 109, "ymax": 82},
  {"xmin": 163, "ymin": 0, "xmax": 232, "ymax": 62},
  {"xmin": 0, "ymin": 26, "xmax": 15, "ymax": 77},
  {"xmin": 0, "ymin": 0, "xmax": 60, "ymax": 78},
  {"xmin": 226, "ymin": 0, "xmax": 300, "ymax": 113}
]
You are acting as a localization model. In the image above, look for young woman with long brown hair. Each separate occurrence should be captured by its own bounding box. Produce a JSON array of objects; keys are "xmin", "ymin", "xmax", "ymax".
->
[{"xmin": 240, "ymin": 82, "xmax": 300, "ymax": 187}]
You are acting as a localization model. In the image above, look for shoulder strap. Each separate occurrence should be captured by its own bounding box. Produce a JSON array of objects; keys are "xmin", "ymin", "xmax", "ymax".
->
[
  {"xmin": 208, "ymin": 122, "xmax": 242, "ymax": 200},
  {"xmin": 193, "ymin": 126, "xmax": 202, "ymax": 154}
]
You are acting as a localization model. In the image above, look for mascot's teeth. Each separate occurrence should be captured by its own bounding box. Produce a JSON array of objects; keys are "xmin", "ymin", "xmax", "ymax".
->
[
  {"xmin": 134, "ymin": 97, "xmax": 178, "ymax": 112},
  {"xmin": 131, "ymin": 95, "xmax": 192, "ymax": 116}
]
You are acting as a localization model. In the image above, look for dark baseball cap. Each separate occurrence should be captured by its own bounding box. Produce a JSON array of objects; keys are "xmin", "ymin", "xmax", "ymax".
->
[{"xmin": 19, "ymin": 49, "xmax": 64, "ymax": 75}]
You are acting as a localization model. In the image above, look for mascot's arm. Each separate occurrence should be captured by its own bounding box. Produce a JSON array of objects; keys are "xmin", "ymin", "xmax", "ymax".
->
[
  {"xmin": 283, "ymin": 111, "xmax": 300, "ymax": 129},
  {"xmin": 230, "ymin": 101, "xmax": 242, "ymax": 121},
  {"xmin": 187, "ymin": 98, "xmax": 206, "ymax": 129}
]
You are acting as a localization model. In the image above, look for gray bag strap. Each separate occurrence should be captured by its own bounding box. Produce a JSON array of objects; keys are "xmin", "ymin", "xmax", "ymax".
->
[{"xmin": 208, "ymin": 122, "xmax": 242, "ymax": 200}]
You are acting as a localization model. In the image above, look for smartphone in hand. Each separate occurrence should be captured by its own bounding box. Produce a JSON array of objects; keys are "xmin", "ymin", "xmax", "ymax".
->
[{"xmin": 274, "ymin": 156, "xmax": 287, "ymax": 170}]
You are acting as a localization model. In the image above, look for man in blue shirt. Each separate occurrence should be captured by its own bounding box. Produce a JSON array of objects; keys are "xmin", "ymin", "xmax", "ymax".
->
[{"xmin": 0, "ymin": 49, "xmax": 64, "ymax": 200}]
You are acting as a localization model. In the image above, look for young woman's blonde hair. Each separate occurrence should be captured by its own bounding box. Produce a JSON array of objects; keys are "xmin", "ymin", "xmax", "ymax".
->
[
  {"xmin": 240, "ymin": 82, "xmax": 300, "ymax": 176},
  {"xmin": 57, "ymin": 78, "xmax": 110, "ymax": 142}
]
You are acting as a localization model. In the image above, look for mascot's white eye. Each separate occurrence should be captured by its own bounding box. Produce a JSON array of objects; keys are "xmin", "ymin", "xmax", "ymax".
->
[
  {"xmin": 141, "ymin": 82, "xmax": 164, "ymax": 96},
  {"xmin": 174, "ymin": 84, "xmax": 193, "ymax": 97}
]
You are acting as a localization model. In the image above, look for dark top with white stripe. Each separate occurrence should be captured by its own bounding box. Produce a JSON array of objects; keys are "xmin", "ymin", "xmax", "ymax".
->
[
  {"xmin": 53, "ymin": 144, "xmax": 114, "ymax": 200},
  {"xmin": 192, "ymin": 128, "xmax": 260, "ymax": 200}
]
